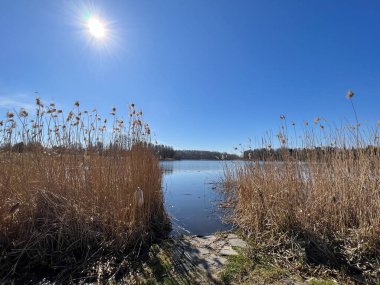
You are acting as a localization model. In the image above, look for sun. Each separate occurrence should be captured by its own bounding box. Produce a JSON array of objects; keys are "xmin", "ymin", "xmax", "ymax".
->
[{"xmin": 87, "ymin": 17, "xmax": 106, "ymax": 39}]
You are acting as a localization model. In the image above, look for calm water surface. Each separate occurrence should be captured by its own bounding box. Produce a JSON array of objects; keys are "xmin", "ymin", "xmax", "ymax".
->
[{"xmin": 160, "ymin": 160, "xmax": 235, "ymax": 236}]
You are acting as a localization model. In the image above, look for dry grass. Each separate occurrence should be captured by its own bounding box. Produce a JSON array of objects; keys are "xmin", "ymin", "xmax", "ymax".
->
[
  {"xmin": 0, "ymin": 100, "xmax": 170, "ymax": 282},
  {"xmin": 223, "ymin": 112, "xmax": 380, "ymax": 282}
]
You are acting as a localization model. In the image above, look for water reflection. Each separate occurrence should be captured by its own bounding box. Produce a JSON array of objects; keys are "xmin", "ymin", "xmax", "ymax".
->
[
  {"xmin": 161, "ymin": 162, "xmax": 173, "ymax": 174},
  {"xmin": 161, "ymin": 160, "xmax": 232, "ymax": 236}
]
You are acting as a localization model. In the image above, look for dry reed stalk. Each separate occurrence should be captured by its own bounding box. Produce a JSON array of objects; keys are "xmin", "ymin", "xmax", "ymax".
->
[
  {"xmin": 0, "ymin": 99, "xmax": 170, "ymax": 282},
  {"xmin": 223, "ymin": 121, "xmax": 380, "ymax": 282}
]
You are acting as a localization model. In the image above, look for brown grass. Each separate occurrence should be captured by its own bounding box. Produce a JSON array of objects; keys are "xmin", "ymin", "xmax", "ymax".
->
[
  {"xmin": 0, "ymin": 100, "xmax": 170, "ymax": 282},
  {"xmin": 223, "ymin": 119, "xmax": 380, "ymax": 282}
]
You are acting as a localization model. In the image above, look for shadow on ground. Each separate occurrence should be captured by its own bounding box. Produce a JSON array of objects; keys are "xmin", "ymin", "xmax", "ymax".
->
[
  {"xmin": 125, "ymin": 234, "xmax": 247, "ymax": 284},
  {"xmin": 142, "ymin": 238, "xmax": 221, "ymax": 284}
]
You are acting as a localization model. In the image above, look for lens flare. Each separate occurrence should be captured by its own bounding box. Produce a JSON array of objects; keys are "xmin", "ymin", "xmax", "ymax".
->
[
  {"xmin": 64, "ymin": 1, "xmax": 122, "ymax": 57},
  {"xmin": 87, "ymin": 17, "xmax": 106, "ymax": 39}
]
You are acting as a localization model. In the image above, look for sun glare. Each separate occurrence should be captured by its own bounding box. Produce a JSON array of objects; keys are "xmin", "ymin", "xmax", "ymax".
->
[
  {"xmin": 68, "ymin": 2, "xmax": 121, "ymax": 55},
  {"xmin": 87, "ymin": 17, "xmax": 106, "ymax": 39}
]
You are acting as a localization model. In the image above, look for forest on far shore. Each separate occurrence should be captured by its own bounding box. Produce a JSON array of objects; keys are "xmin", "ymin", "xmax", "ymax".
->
[{"xmin": 149, "ymin": 144, "xmax": 240, "ymax": 160}]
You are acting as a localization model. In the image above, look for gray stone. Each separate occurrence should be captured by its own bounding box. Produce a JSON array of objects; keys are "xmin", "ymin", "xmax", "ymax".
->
[
  {"xmin": 202, "ymin": 235, "xmax": 217, "ymax": 241},
  {"xmin": 211, "ymin": 240, "xmax": 227, "ymax": 250},
  {"xmin": 166, "ymin": 232, "xmax": 249, "ymax": 283},
  {"xmin": 229, "ymin": 238, "xmax": 247, "ymax": 248},
  {"xmin": 227, "ymin": 233, "xmax": 239, "ymax": 239},
  {"xmin": 220, "ymin": 246, "xmax": 239, "ymax": 256},
  {"xmin": 209, "ymin": 255, "xmax": 227, "ymax": 267},
  {"xmin": 197, "ymin": 247, "xmax": 211, "ymax": 256},
  {"xmin": 199, "ymin": 235, "xmax": 217, "ymax": 245}
]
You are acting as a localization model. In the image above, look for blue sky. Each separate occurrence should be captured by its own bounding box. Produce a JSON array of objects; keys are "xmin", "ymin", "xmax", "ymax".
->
[{"xmin": 0, "ymin": 0, "xmax": 379, "ymax": 152}]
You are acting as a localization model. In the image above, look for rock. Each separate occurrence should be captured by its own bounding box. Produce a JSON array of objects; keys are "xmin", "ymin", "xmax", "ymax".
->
[
  {"xmin": 211, "ymin": 239, "xmax": 228, "ymax": 250},
  {"xmin": 197, "ymin": 247, "xmax": 211, "ymax": 256},
  {"xmin": 209, "ymin": 255, "xmax": 227, "ymax": 267},
  {"xmin": 220, "ymin": 246, "xmax": 239, "ymax": 256},
  {"xmin": 198, "ymin": 235, "xmax": 217, "ymax": 247},
  {"xmin": 197, "ymin": 253, "xmax": 227, "ymax": 272},
  {"xmin": 202, "ymin": 235, "xmax": 217, "ymax": 242},
  {"xmin": 168, "ymin": 232, "xmax": 248, "ymax": 283},
  {"xmin": 227, "ymin": 233, "xmax": 239, "ymax": 239},
  {"xmin": 229, "ymin": 238, "xmax": 247, "ymax": 248}
]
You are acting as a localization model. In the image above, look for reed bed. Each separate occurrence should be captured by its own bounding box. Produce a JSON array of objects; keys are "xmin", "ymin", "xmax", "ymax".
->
[
  {"xmin": 223, "ymin": 99, "xmax": 380, "ymax": 282},
  {"xmin": 0, "ymin": 99, "xmax": 170, "ymax": 282}
]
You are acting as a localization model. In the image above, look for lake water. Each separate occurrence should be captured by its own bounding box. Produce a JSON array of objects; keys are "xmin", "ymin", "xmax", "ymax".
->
[{"xmin": 160, "ymin": 160, "xmax": 233, "ymax": 236}]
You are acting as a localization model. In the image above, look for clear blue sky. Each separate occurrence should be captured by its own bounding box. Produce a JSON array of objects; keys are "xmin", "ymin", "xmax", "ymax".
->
[{"xmin": 0, "ymin": 1, "xmax": 379, "ymax": 152}]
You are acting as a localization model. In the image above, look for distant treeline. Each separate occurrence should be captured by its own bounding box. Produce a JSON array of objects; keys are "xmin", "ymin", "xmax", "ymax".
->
[
  {"xmin": 173, "ymin": 149, "xmax": 239, "ymax": 160},
  {"xmin": 148, "ymin": 144, "xmax": 175, "ymax": 159},
  {"xmin": 243, "ymin": 146, "xmax": 380, "ymax": 161},
  {"xmin": 148, "ymin": 144, "xmax": 239, "ymax": 160},
  {"xmin": 1, "ymin": 141, "xmax": 240, "ymax": 160},
  {"xmin": 4, "ymin": 142, "xmax": 379, "ymax": 161}
]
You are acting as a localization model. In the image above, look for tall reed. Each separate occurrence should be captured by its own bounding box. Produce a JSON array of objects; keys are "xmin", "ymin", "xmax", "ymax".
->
[
  {"xmin": 0, "ymin": 99, "xmax": 170, "ymax": 281},
  {"xmin": 223, "ymin": 110, "xmax": 380, "ymax": 280}
]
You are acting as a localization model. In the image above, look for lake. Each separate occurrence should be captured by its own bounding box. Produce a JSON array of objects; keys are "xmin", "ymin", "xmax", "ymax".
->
[{"xmin": 160, "ymin": 160, "xmax": 234, "ymax": 236}]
